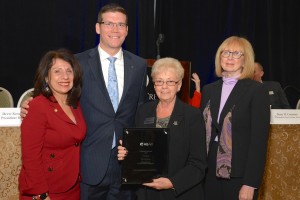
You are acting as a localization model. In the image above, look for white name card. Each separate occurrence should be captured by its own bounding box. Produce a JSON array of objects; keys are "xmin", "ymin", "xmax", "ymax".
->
[
  {"xmin": 0, "ymin": 108, "xmax": 21, "ymax": 127},
  {"xmin": 270, "ymin": 109, "xmax": 300, "ymax": 124}
]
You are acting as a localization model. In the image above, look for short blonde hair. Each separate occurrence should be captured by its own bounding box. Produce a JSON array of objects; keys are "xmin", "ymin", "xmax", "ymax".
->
[
  {"xmin": 215, "ymin": 36, "xmax": 255, "ymax": 79},
  {"xmin": 151, "ymin": 57, "xmax": 184, "ymax": 80}
]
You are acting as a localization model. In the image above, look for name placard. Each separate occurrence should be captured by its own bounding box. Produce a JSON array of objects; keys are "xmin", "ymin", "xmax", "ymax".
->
[
  {"xmin": 0, "ymin": 108, "xmax": 21, "ymax": 127},
  {"xmin": 270, "ymin": 109, "xmax": 300, "ymax": 124}
]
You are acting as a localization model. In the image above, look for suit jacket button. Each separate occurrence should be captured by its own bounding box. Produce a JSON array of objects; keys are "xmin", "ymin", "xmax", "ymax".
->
[
  {"xmin": 75, "ymin": 142, "xmax": 79, "ymax": 147},
  {"xmin": 48, "ymin": 167, "xmax": 53, "ymax": 172},
  {"xmin": 50, "ymin": 153, "xmax": 55, "ymax": 158}
]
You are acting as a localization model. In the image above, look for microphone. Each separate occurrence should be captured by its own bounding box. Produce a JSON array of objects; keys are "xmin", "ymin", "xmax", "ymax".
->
[
  {"xmin": 156, "ymin": 33, "xmax": 165, "ymax": 59},
  {"xmin": 156, "ymin": 33, "xmax": 165, "ymax": 45}
]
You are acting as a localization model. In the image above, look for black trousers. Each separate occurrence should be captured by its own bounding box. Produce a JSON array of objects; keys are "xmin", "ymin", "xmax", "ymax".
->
[
  {"xmin": 204, "ymin": 142, "xmax": 258, "ymax": 200},
  {"xmin": 80, "ymin": 148, "xmax": 136, "ymax": 200}
]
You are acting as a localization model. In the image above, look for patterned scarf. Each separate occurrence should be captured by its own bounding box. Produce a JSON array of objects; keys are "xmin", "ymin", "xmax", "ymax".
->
[
  {"xmin": 203, "ymin": 101, "xmax": 233, "ymax": 179},
  {"xmin": 203, "ymin": 100, "xmax": 212, "ymax": 154}
]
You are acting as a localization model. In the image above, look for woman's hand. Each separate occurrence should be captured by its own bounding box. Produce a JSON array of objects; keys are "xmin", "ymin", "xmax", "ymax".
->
[
  {"xmin": 117, "ymin": 140, "xmax": 128, "ymax": 161},
  {"xmin": 239, "ymin": 185, "xmax": 255, "ymax": 200},
  {"xmin": 191, "ymin": 73, "xmax": 201, "ymax": 92},
  {"xmin": 143, "ymin": 177, "xmax": 173, "ymax": 190}
]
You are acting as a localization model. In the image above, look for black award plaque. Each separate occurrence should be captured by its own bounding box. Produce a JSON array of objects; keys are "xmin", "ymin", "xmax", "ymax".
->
[{"xmin": 121, "ymin": 127, "xmax": 169, "ymax": 184}]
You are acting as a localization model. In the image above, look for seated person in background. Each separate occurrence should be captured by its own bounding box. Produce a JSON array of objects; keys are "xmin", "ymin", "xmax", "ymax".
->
[
  {"xmin": 118, "ymin": 57, "xmax": 207, "ymax": 200},
  {"xmin": 253, "ymin": 62, "xmax": 291, "ymax": 109},
  {"xmin": 18, "ymin": 49, "xmax": 86, "ymax": 200},
  {"xmin": 189, "ymin": 72, "xmax": 202, "ymax": 108}
]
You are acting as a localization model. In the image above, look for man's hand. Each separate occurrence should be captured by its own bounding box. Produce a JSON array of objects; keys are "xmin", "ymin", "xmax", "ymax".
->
[{"xmin": 20, "ymin": 97, "xmax": 33, "ymax": 119}]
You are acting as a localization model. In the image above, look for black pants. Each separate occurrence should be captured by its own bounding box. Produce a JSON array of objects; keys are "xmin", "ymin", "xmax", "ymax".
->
[
  {"xmin": 204, "ymin": 142, "xmax": 258, "ymax": 200},
  {"xmin": 80, "ymin": 148, "xmax": 134, "ymax": 200}
]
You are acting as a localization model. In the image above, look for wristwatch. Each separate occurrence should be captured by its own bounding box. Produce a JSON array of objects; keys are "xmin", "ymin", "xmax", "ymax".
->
[{"xmin": 32, "ymin": 192, "xmax": 48, "ymax": 200}]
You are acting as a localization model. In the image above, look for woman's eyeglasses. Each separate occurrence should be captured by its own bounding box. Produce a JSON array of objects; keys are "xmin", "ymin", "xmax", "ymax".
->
[
  {"xmin": 221, "ymin": 50, "xmax": 244, "ymax": 59},
  {"xmin": 153, "ymin": 80, "xmax": 179, "ymax": 86}
]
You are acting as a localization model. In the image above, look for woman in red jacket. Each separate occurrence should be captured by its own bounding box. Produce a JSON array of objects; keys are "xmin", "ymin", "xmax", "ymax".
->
[
  {"xmin": 18, "ymin": 49, "xmax": 86, "ymax": 200},
  {"xmin": 189, "ymin": 72, "xmax": 202, "ymax": 108}
]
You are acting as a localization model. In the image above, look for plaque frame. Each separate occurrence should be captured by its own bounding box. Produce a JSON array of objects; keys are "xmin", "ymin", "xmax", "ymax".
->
[{"xmin": 121, "ymin": 127, "xmax": 169, "ymax": 184}]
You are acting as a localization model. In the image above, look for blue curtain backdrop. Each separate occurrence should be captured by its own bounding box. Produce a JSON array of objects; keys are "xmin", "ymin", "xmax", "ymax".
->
[{"xmin": 1, "ymin": 0, "xmax": 299, "ymax": 107}]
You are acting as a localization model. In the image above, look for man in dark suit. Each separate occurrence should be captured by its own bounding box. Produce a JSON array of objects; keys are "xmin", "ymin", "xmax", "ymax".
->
[
  {"xmin": 76, "ymin": 3, "xmax": 147, "ymax": 200},
  {"xmin": 20, "ymin": 3, "xmax": 146, "ymax": 199},
  {"xmin": 253, "ymin": 62, "xmax": 291, "ymax": 109}
]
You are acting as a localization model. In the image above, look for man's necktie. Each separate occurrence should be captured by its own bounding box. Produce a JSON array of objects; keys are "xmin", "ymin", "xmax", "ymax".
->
[
  {"xmin": 107, "ymin": 57, "xmax": 118, "ymax": 148},
  {"xmin": 107, "ymin": 57, "xmax": 119, "ymax": 112}
]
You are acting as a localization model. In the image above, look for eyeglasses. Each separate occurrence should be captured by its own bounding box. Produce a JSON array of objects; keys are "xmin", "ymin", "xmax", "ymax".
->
[
  {"xmin": 221, "ymin": 50, "xmax": 244, "ymax": 59},
  {"xmin": 99, "ymin": 21, "xmax": 127, "ymax": 29},
  {"xmin": 153, "ymin": 80, "xmax": 179, "ymax": 86}
]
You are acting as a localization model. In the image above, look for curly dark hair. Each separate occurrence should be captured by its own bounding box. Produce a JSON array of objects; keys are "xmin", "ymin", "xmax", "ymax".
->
[{"xmin": 32, "ymin": 48, "xmax": 82, "ymax": 108}]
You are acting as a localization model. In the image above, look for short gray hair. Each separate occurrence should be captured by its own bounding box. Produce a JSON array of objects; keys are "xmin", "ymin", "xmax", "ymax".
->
[{"xmin": 151, "ymin": 57, "xmax": 184, "ymax": 80}]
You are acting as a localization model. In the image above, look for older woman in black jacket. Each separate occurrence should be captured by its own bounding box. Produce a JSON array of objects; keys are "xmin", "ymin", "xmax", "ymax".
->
[
  {"xmin": 118, "ymin": 57, "xmax": 207, "ymax": 200},
  {"xmin": 201, "ymin": 36, "xmax": 270, "ymax": 200}
]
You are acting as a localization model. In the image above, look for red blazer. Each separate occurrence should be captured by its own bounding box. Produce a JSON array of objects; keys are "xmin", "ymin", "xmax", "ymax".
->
[
  {"xmin": 19, "ymin": 95, "xmax": 86, "ymax": 195},
  {"xmin": 189, "ymin": 90, "xmax": 202, "ymax": 108}
]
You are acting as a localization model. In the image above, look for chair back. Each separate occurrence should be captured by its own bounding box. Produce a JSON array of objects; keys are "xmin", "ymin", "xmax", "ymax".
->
[
  {"xmin": 0, "ymin": 87, "xmax": 14, "ymax": 107},
  {"xmin": 284, "ymin": 85, "xmax": 300, "ymax": 108},
  {"xmin": 296, "ymin": 99, "xmax": 300, "ymax": 109},
  {"xmin": 17, "ymin": 88, "xmax": 34, "ymax": 107}
]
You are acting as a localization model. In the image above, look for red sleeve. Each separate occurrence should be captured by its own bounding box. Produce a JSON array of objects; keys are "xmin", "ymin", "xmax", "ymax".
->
[
  {"xmin": 19, "ymin": 97, "xmax": 49, "ymax": 194},
  {"xmin": 189, "ymin": 91, "xmax": 202, "ymax": 108}
]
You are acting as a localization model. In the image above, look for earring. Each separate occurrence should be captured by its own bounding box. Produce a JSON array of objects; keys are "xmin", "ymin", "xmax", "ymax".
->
[{"xmin": 45, "ymin": 83, "xmax": 50, "ymax": 92}]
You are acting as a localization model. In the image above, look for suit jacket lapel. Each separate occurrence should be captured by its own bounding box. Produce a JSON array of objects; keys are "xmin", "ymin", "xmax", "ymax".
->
[
  {"xmin": 210, "ymin": 80, "xmax": 222, "ymax": 130},
  {"xmin": 48, "ymin": 100, "xmax": 73, "ymax": 124},
  {"xmin": 88, "ymin": 48, "xmax": 113, "ymax": 106},
  {"xmin": 141, "ymin": 98, "xmax": 185, "ymax": 129},
  {"xmin": 168, "ymin": 97, "xmax": 184, "ymax": 129},
  {"xmin": 120, "ymin": 50, "xmax": 135, "ymax": 107},
  {"xmin": 142, "ymin": 101, "xmax": 158, "ymax": 128},
  {"xmin": 167, "ymin": 98, "xmax": 184, "ymax": 162}
]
